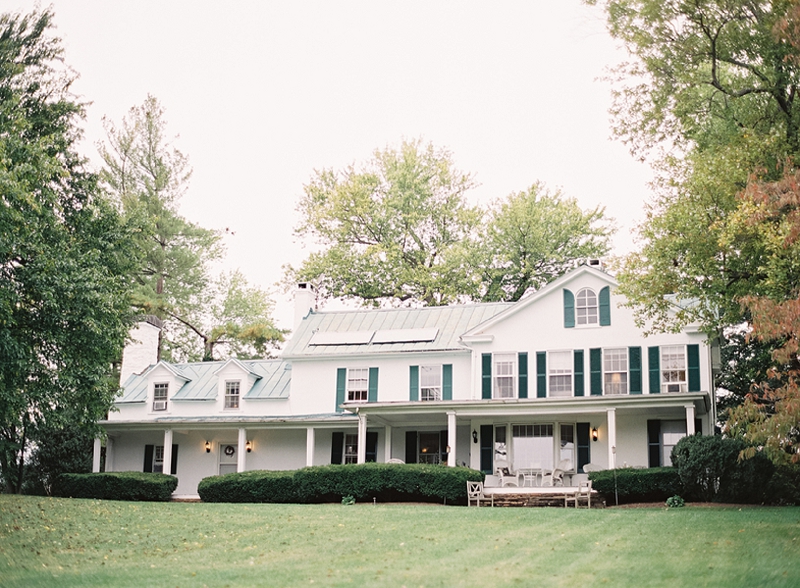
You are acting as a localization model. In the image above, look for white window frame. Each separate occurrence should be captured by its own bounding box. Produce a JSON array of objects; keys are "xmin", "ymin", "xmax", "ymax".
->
[
  {"xmin": 559, "ymin": 423, "xmax": 575, "ymax": 471},
  {"xmin": 548, "ymin": 350, "xmax": 572, "ymax": 397},
  {"xmin": 576, "ymin": 288, "xmax": 598, "ymax": 326},
  {"xmin": 153, "ymin": 383, "xmax": 168, "ymax": 411},
  {"xmin": 420, "ymin": 365, "xmax": 442, "ymax": 401},
  {"xmin": 153, "ymin": 445, "xmax": 164, "ymax": 473},
  {"xmin": 661, "ymin": 420, "xmax": 687, "ymax": 465},
  {"xmin": 493, "ymin": 353, "xmax": 516, "ymax": 399},
  {"xmin": 661, "ymin": 345, "xmax": 687, "ymax": 393},
  {"xmin": 347, "ymin": 368, "xmax": 369, "ymax": 403},
  {"xmin": 224, "ymin": 381, "xmax": 240, "ymax": 409},
  {"xmin": 344, "ymin": 433, "xmax": 358, "ymax": 464},
  {"xmin": 418, "ymin": 431, "xmax": 441, "ymax": 464},
  {"xmin": 603, "ymin": 348, "xmax": 628, "ymax": 395}
]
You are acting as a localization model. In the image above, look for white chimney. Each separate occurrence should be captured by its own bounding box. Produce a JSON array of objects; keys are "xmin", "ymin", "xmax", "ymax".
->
[
  {"xmin": 293, "ymin": 283, "xmax": 317, "ymax": 331},
  {"xmin": 119, "ymin": 316, "xmax": 161, "ymax": 385}
]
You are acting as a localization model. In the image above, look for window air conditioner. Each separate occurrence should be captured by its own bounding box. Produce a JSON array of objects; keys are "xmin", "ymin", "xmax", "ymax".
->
[
  {"xmin": 666, "ymin": 384, "xmax": 681, "ymax": 393},
  {"xmin": 153, "ymin": 400, "xmax": 167, "ymax": 411}
]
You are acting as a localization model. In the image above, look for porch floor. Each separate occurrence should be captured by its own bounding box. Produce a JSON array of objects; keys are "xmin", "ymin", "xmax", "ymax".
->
[{"xmin": 480, "ymin": 486, "xmax": 603, "ymax": 508}]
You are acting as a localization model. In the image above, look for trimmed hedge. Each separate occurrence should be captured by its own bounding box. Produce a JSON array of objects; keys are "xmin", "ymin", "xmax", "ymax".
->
[
  {"xmin": 54, "ymin": 472, "xmax": 178, "ymax": 501},
  {"xmin": 198, "ymin": 463, "xmax": 484, "ymax": 505},
  {"xmin": 589, "ymin": 467, "xmax": 682, "ymax": 505}
]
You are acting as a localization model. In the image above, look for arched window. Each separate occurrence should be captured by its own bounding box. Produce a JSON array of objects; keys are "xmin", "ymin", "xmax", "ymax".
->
[{"xmin": 576, "ymin": 288, "xmax": 598, "ymax": 325}]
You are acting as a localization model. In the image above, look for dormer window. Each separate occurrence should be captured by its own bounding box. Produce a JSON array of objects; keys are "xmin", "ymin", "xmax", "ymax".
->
[
  {"xmin": 153, "ymin": 383, "xmax": 168, "ymax": 411},
  {"xmin": 576, "ymin": 288, "xmax": 598, "ymax": 325},
  {"xmin": 225, "ymin": 381, "xmax": 240, "ymax": 409}
]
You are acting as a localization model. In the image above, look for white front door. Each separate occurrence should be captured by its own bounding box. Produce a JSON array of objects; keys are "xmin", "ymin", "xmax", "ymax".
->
[{"xmin": 219, "ymin": 442, "xmax": 237, "ymax": 475}]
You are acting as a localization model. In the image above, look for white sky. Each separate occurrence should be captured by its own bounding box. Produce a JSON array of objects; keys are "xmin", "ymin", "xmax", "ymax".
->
[{"xmin": 11, "ymin": 1, "xmax": 652, "ymax": 331}]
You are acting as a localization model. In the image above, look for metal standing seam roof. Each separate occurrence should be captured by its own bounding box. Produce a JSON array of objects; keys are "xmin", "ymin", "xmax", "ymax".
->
[
  {"xmin": 115, "ymin": 359, "xmax": 291, "ymax": 403},
  {"xmin": 282, "ymin": 302, "xmax": 513, "ymax": 357}
]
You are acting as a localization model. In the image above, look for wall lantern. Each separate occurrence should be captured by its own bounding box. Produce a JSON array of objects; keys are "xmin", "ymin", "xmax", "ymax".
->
[
  {"xmin": 204, "ymin": 441, "xmax": 211, "ymax": 453},
  {"xmin": 472, "ymin": 430, "xmax": 478, "ymax": 444},
  {"xmin": 246, "ymin": 440, "xmax": 253, "ymax": 453},
  {"xmin": 591, "ymin": 427, "xmax": 599, "ymax": 442}
]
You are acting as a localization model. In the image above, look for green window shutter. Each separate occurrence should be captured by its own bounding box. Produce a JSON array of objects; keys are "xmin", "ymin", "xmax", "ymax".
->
[
  {"xmin": 368, "ymin": 367, "xmax": 379, "ymax": 402},
  {"xmin": 536, "ymin": 352, "xmax": 546, "ymax": 398},
  {"xmin": 170, "ymin": 444, "xmax": 178, "ymax": 476},
  {"xmin": 576, "ymin": 423, "xmax": 590, "ymax": 473},
  {"xmin": 143, "ymin": 445, "xmax": 154, "ymax": 473},
  {"xmin": 563, "ymin": 289, "xmax": 575, "ymax": 328},
  {"xmin": 648, "ymin": 347, "xmax": 660, "ymax": 394},
  {"xmin": 405, "ymin": 431, "xmax": 417, "ymax": 464},
  {"xmin": 336, "ymin": 368, "xmax": 346, "ymax": 412},
  {"xmin": 331, "ymin": 432, "xmax": 344, "ymax": 464},
  {"xmin": 409, "ymin": 366, "xmax": 419, "ymax": 401},
  {"xmin": 442, "ymin": 364, "xmax": 453, "ymax": 400},
  {"xmin": 366, "ymin": 432, "xmax": 378, "ymax": 463},
  {"xmin": 481, "ymin": 353, "xmax": 492, "ymax": 399},
  {"xmin": 574, "ymin": 350, "xmax": 585, "ymax": 397},
  {"xmin": 629, "ymin": 347, "xmax": 642, "ymax": 394},
  {"xmin": 479, "ymin": 424, "xmax": 494, "ymax": 474},
  {"xmin": 599, "ymin": 286, "xmax": 611, "ymax": 326},
  {"xmin": 518, "ymin": 353, "xmax": 528, "ymax": 399},
  {"xmin": 687, "ymin": 344, "xmax": 701, "ymax": 392},
  {"xmin": 647, "ymin": 420, "xmax": 661, "ymax": 467},
  {"xmin": 590, "ymin": 348, "xmax": 602, "ymax": 395}
]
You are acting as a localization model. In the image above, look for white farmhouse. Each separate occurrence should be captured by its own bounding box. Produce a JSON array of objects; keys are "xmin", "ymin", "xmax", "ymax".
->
[{"xmin": 97, "ymin": 264, "xmax": 716, "ymax": 499}]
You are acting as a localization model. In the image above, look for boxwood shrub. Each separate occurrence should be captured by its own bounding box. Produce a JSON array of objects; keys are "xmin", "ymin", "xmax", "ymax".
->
[
  {"xmin": 54, "ymin": 472, "xmax": 178, "ymax": 501},
  {"xmin": 198, "ymin": 464, "xmax": 484, "ymax": 505},
  {"xmin": 589, "ymin": 467, "xmax": 682, "ymax": 505}
]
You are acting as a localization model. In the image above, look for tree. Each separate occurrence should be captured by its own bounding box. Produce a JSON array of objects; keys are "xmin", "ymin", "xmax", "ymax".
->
[
  {"xmin": 99, "ymin": 97, "xmax": 283, "ymax": 361},
  {"xmin": 472, "ymin": 183, "xmax": 613, "ymax": 302},
  {"xmin": 0, "ymin": 9, "xmax": 134, "ymax": 492},
  {"xmin": 288, "ymin": 139, "xmax": 481, "ymax": 306}
]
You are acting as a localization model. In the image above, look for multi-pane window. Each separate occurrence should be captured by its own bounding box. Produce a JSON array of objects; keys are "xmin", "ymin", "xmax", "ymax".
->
[
  {"xmin": 494, "ymin": 354, "xmax": 516, "ymax": 398},
  {"xmin": 347, "ymin": 368, "xmax": 369, "ymax": 402},
  {"xmin": 512, "ymin": 424, "xmax": 554, "ymax": 471},
  {"xmin": 661, "ymin": 420, "xmax": 687, "ymax": 465},
  {"xmin": 576, "ymin": 288, "xmax": 598, "ymax": 325},
  {"xmin": 604, "ymin": 348, "xmax": 628, "ymax": 395},
  {"xmin": 420, "ymin": 366, "xmax": 441, "ymax": 401},
  {"xmin": 153, "ymin": 445, "xmax": 165, "ymax": 473},
  {"xmin": 548, "ymin": 351, "xmax": 572, "ymax": 396},
  {"xmin": 559, "ymin": 424, "xmax": 575, "ymax": 470},
  {"xmin": 344, "ymin": 434, "xmax": 358, "ymax": 464},
  {"xmin": 225, "ymin": 381, "xmax": 240, "ymax": 409},
  {"xmin": 661, "ymin": 346, "xmax": 687, "ymax": 393},
  {"xmin": 418, "ymin": 432, "xmax": 441, "ymax": 464},
  {"xmin": 153, "ymin": 383, "xmax": 168, "ymax": 411}
]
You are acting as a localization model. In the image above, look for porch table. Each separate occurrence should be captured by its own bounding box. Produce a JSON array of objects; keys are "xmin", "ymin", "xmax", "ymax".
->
[{"xmin": 518, "ymin": 467, "xmax": 543, "ymax": 487}]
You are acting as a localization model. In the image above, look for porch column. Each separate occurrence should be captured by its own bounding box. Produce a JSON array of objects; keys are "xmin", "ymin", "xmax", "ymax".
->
[
  {"xmin": 92, "ymin": 437, "xmax": 102, "ymax": 473},
  {"xmin": 606, "ymin": 408, "xmax": 617, "ymax": 469},
  {"xmin": 447, "ymin": 411, "xmax": 457, "ymax": 467},
  {"xmin": 163, "ymin": 429, "xmax": 173, "ymax": 475},
  {"xmin": 685, "ymin": 404, "xmax": 696, "ymax": 435},
  {"xmin": 357, "ymin": 413, "xmax": 368, "ymax": 464},
  {"xmin": 306, "ymin": 427, "xmax": 315, "ymax": 467},
  {"xmin": 105, "ymin": 436, "xmax": 114, "ymax": 471},
  {"xmin": 384, "ymin": 425, "xmax": 393, "ymax": 462},
  {"xmin": 237, "ymin": 428, "xmax": 247, "ymax": 472}
]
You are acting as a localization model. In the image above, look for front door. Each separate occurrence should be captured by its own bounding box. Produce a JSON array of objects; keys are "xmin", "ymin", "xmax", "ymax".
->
[{"xmin": 219, "ymin": 442, "xmax": 237, "ymax": 474}]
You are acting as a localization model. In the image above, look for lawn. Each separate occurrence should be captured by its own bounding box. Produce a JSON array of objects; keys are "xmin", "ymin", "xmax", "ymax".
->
[{"xmin": 1, "ymin": 495, "xmax": 799, "ymax": 587}]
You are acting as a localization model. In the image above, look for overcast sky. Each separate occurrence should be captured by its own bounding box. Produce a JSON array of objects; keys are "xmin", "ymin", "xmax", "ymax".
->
[{"xmin": 11, "ymin": 1, "xmax": 651, "ymax": 331}]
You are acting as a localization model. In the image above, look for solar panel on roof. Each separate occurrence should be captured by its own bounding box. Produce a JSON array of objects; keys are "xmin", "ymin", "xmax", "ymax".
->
[
  {"xmin": 308, "ymin": 330, "xmax": 375, "ymax": 346},
  {"xmin": 372, "ymin": 328, "xmax": 439, "ymax": 344}
]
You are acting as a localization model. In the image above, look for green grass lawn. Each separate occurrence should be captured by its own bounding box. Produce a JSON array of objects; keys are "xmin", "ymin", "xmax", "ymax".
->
[{"xmin": 1, "ymin": 495, "xmax": 799, "ymax": 587}]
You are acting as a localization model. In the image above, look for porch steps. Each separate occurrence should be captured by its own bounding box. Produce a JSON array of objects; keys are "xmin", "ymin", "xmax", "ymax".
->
[{"xmin": 486, "ymin": 492, "xmax": 603, "ymax": 508}]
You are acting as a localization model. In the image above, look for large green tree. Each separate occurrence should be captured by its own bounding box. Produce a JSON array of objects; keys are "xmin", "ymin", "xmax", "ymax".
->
[
  {"xmin": 99, "ymin": 97, "xmax": 283, "ymax": 361},
  {"xmin": 0, "ymin": 9, "xmax": 134, "ymax": 492}
]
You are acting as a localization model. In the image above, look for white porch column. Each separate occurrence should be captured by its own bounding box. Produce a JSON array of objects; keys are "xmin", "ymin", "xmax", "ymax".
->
[
  {"xmin": 105, "ymin": 437, "xmax": 114, "ymax": 472},
  {"xmin": 447, "ymin": 411, "xmax": 457, "ymax": 467},
  {"xmin": 237, "ymin": 428, "xmax": 247, "ymax": 473},
  {"xmin": 384, "ymin": 425, "xmax": 393, "ymax": 462},
  {"xmin": 306, "ymin": 427, "xmax": 315, "ymax": 467},
  {"xmin": 606, "ymin": 408, "xmax": 617, "ymax": 469},
  {"xmin": 685, "ymin": 404, "xmax": 696, "ymax": 435},
  {"xmin": 163, "ymin": 429, "xmax": 173, "ymax": 475},
  {"xmin": 92, "ymin": 437, "xmax": 102, "ymax": 473},
  {"xmin": 357, "ymin": 413, "xmax": 367, "ymax": 464}
]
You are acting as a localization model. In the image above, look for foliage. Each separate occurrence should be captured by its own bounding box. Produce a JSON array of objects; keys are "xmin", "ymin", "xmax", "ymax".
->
[
  {"xmin": 288, "ymin": 139, "xmax": 481, "ymax": 306},
  {"xmin": 588, "ymin": 467, "xmax": 682, "ymax": 504},
  {"xmin": 53, "ymin": 472, "xmax": 178, "ymax": 501},
  {"xmin": 340, "ymin": 494, "xmax": 355, "ymax": 506},
  {"xmin": 765, "ymin": 463, "xmax": 800, "ymax": 505},
  {"xmin": 197, "ymin": 464, "xmax": 484, "ymax": 505},
  {"xmin": 99, "ymin": 96, "xmax": 283, "ymax": 361},
  {"xmin": 24, "ymin": 423, "xmax": 94, "ymax": 496},
  {"xmin": 0, "ymin": 8, "xmax": 133, "ymax": 493},
  {"xmin": 670, "ymin": 435, "xmax": 774, "ymax": 503},
  {"xmin": 471, "ymin": 182, "xmax": 613, "ymax": 302},
  {"xmin": 665, "ymin": 495, "xmax": 685, "ymax": 508}
]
